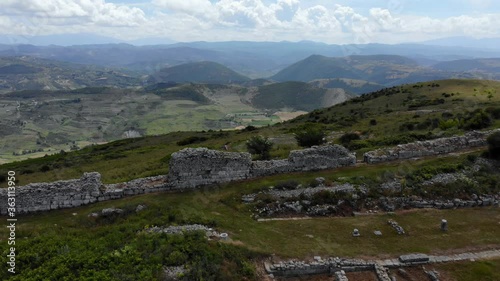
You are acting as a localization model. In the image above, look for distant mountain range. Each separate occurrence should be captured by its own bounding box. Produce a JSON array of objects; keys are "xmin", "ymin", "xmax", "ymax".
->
[
  {"xmin": 1, "ymin": 53, "xmax": 498, "ymax": 96},
  {"xmin": 0, "ymin": 40, "xmax": 499, "ymax": 79}
]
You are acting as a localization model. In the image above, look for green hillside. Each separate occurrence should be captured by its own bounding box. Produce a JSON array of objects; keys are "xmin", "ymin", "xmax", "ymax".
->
[
  {"xmin": 1, "ymin": 79, "xmax": 498, "ymax": 185},
  {"xmin": 270, "ymin": 54, "xmax": 419, "ymax": 83},
  {"xmin": 309, "ymin": 78, "xmax": 385, "ymax": 95},
  {"xmin": 1, "ymin": 81, "xmax": 345, "ymax": 163},
  {"xmin": 1, "ymin": 79, "xmax": 499, "ymax": 281},
  {"xmin": 270, "ymin": 54, "xmax": 458, "ymax": 86},
  {"xmin": 149, "ymin": 61, "xmax": 251, "ymax": 84}
]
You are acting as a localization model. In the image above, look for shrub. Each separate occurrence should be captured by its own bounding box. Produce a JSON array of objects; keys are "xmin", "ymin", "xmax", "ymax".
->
[
  {"xmin": 246, "ymin": 136, "xmax": 273, "ymax": 160},
  {"xmin": 295, "ymin": 128, "xmax": 326, "ymax": 147},
  {"xmin": 463, "ymin": 109, "xmax": 492, "ymax": 130},
  {"xmin": 487, "ymin": 131, "xmax": 500, "ymax": 159},
  {"xmin": 339, "ymin": 133, "xmax": 360, "ymax": 147},
  {"xmin": 242, "ymin": 125, "xmax": 257, "ymax": 132},
  {"xmin": 176, "ymin": 136, "xmax": 208, "ymax": 146},
  {"xmin": 274, "ymin": 180, "xmax": 299, "ymax": 190}
]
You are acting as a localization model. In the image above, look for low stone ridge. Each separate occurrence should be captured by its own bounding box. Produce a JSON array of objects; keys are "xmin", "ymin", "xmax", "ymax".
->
[
  {"xmin": 265, "ymin": 249, "xmax": 500, "ymax": 278},
  {"xmin": 363, "ymin": 130, "xmax": 498, "ymax": 164},
  {"xmin": 399, "ymin": 254, "xmax": 429, "ymax": 263},
  {"xmin": 144, "ymin": 224, "xmax": 224, "ymax": 239}
]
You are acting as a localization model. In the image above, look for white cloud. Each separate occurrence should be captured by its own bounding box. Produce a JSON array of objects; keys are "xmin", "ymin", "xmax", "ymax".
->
[
  {"xmin": 0, "ymin": 0, "xmax": 498, "ymax": 43},
  {"xmin": 0, "ymin": 0, "xmax": 146, "ymax": 29}
]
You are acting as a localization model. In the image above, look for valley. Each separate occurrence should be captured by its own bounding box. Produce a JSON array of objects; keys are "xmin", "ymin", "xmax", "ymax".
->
[{"xmin": 0, "ymin": 39, "xmax": 499, "ymax": 281}]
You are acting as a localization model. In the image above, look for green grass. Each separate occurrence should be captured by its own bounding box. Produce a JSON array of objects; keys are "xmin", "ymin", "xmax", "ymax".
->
[
  {"xmin": 0, "ymin": 138, "xmax": 499, "ymax": 279},
  {"xmin": 1, "ymin": 160, "xmax": 498, "ymax": 259},
  {"xmin": 437, "ymin": 259, "xmax": 500, "ymax": 281}
]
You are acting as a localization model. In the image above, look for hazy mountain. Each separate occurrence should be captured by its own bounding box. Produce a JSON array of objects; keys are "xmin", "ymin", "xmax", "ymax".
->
[
  {"xmin": 0, "ymin": 56, "xmax": 140, "ymax": 93},
  {"xmin": 422, "ymin": 36, "xmax": 500, "ymax": 50},
  {"xmin": 148, "ymin": 61, "xmax": 251, "ymax": 84},
  {"xmin": 431, "ymin": 58, "xmax": 500, "ymax": 79},
  {"xmin": 0, "ymin": 40, "xmax": 499, "ymax": 79}
]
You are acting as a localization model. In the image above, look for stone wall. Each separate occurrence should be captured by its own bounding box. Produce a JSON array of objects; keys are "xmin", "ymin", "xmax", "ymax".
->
[
  {"xmin": 167, "ymin": 147, "xmax": 252, "ymax": 188},
  {"xmin": 251, "ymin": 145, "xmax": 356, "ymax": 177},
  {"xmin": 0, "ymin": 172, "xmax": 102, "ymax": 214},
  {"xmin": 0, "ymin": 145, "xmax": 356, "ymax": 215},
  {"xmin": 0, "ymin": 173, "xmax": 170, "ymax": 215},
  {"xmin": 288, "ymin": 145, "xmax": 356, "ymax": 171},
  {"xmin": 168, "ymin": 145, "xmax": 356, "ymax": 187},
  {"xmin": 363, "ymin": 130, "xmax": 497, "ymax": 164}
]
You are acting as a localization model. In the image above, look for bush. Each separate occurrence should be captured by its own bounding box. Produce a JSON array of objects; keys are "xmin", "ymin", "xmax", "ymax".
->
[
  {"xmin": 274, "ymin": 180, "xmax": 299, "ymax": 190},
  {"xmin": 463, "ymin": 109, "xmax": 492, "ymax": 130},
  {"xmin": 176, "ymin": 136, "xmax": 208, "ymax": 146},
  {"xmin": 246, "ymin": 136, "xmax": 273, "ymax": 160},
  {"xmin": 487, "ymin": 131, "xmax": 500, "ymax": 159},
  {"xmin": 339, "ymin": 133, "xmax": 360, "ymax": 147},
  {"xmin": 295, "ymin": 128, "xmax": 326, "ymax": 147}
]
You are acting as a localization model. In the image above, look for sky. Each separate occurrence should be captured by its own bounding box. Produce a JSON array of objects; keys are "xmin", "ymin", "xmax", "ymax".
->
[{"xmin": 0, "ymin": 0, "xmax": 499, "ymax": 44}]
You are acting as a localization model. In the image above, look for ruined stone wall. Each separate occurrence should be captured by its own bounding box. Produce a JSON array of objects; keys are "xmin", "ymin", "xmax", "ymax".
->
[
  {"xmin": 288, "ymin": 145, "xmax": 356, "ymax": 171},
  {"xmin": 251, "ymin": 159, "xmax": 293, "ymax": 177},
  {"xmin": 251, "ymin": 145, "xmax": 356, "ymax": 177},
  {"xmin": 167, "ymin": 147, "xmax": 252, "ymax": 188},
  {"xmin": 363, "ymin": 130, "xmax": 497, "ymax": 164},
  {"xmin": 1, "ymin": 145, "xmax": 356, "ymax": 215},
  {"xmin": 0, "ymin": 173, "xmax": 171, "ymax": 215},
  {"xmin": 0, "ymin": 172, "xmax": 102, "ymax": 215}
]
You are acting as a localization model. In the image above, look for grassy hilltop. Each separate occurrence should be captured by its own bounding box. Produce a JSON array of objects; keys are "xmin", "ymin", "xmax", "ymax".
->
[{"xmin": 0, "ymin": 78, "xmax": 499, "ymax": 280}]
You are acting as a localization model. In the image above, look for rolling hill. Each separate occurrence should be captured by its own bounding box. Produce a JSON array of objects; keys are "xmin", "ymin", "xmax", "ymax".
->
[
  {"xmin": 1, "ymin": 41, "xmax": 500, "ymax": 79},
  {"xmin": 250, "ymin": 81, "xmax": 353, "ymax": 111},
  {"xmin": 0, "ymin": 79, "xmax": 351, "ymax": 163},
  {"xmin": 308, "ymin": 78, "xmax": 385, "ymax": 95},
  {"xmin": 270, "ymin": 54, "xmax": 429, "ymax": 85},
  {"xmin": 148, "ymin": 61, "xmax": 251, "ymax": 84},
  {"xmin": 1, "ymin": 78, "xmax": 498, "ymax": 183},
  {"xmin": 270, "ymin": 54, "xmax": 500, "ymax": 86},
  {"xmin": 431, "ymin": 58, "xmax": 500, "ymax": 79}
]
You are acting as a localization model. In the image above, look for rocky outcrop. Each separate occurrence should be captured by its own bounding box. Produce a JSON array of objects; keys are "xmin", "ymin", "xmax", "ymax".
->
[{"xmin": 363, "ymin": 130, "xmax": 497, "ymax": 164}]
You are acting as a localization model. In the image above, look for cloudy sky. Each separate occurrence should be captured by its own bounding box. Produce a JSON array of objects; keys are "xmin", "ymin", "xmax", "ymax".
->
[{"xmin": 0, "ymin": 0, "xmax": 499, "ymax": 44}]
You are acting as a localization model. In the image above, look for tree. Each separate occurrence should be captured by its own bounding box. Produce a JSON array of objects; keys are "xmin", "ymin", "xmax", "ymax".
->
[
  {"xmin": 246, "ymin": 136, "xmax": 273, "ymax": 160},
  {"xmin": 487, "ymin": 131, "xmax": 500, "ymax": 159},
  {"xmin": 295, "ymin": 128, "xmax": 326, "ymax": 147}
]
